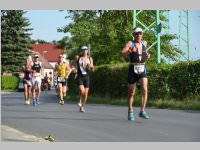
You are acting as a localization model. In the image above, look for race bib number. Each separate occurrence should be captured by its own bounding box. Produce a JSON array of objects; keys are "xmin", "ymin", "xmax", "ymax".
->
[
  {"xmin": 57, "ymin": 77, "xmax": 66, "ymax": 82},
  {"xmin": 134, "ymin": 65, "xmax": 145, "ymax": 74}
]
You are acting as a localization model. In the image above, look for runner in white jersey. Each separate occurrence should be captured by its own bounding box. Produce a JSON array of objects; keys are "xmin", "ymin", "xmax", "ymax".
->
[
  {"xmin": 31, "ymin": 54, "xmax": 43, "ymax": 106},
  {"xmin": 75, "ymin": 46, "xmax": 94, "ymax": 112}
]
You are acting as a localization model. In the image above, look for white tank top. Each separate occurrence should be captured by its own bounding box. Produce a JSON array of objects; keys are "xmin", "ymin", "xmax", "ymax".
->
[{"xmin": 78, "ymin": 57, "xmax": 90, "ymax": 75}]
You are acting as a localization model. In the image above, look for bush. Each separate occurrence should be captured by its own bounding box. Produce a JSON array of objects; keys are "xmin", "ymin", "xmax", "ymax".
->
[
  {"xmin": 67, "ymin": 60, "xmax": 200, "ymax": 101},
  {"xmin": 147, "ymin": 63, "xmax": 172, "ymax": 100},
  {"xmin": 168, "ymin": 60, "xmax": 200, "ymax": 100},
  {"xmin": 90, "ymin": 64, "xmax": 128, "ymax": 98},
  {"xmin": 1, "ymin": 76, "xmax": 19, "ymax": 90}
]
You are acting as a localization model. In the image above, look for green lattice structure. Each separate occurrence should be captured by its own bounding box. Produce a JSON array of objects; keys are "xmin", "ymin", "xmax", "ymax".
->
[
  {"xmin": 179, "ymin": 10, "xmax": 190, "ymax": 60},
  {"xmin": 133, "ymin": 10, "xmax": 161, "ymax": 63}
]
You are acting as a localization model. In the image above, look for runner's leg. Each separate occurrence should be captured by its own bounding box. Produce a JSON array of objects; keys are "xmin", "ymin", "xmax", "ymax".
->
[
  {"xmin": 82, "ymin": 88, "xmax": 89, "ymax": 106},
  {"xmin": 58, "ymin": 83, "xmax": 63, "ymax": 101},
  {"xmin": 23, "ymin": 84, "xmax": 28, "ymax": 102},
  {"xmin": 139, "ymin": 77, "xmax": 148, "ymax": 111},
  {"xmin": 128, "ymin": 83, "xmax": 136, "ymax": 111},
  {"xmin": 36, "ymin": 79, "xmax": 41, "ymax": 104},
  {"xmin": 79, "ymin": 85, "xmax": 85, "ymax": 106}
]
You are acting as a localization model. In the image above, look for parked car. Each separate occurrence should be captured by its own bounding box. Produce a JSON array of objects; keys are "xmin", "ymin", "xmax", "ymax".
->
[{"xmin": 18, "ymin": 79, "xmax": 24, "ymax": 92}]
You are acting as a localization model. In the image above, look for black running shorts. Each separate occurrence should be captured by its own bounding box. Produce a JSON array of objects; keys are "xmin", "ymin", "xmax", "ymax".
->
[
  {"xmin": 77, "ymin": 75, "xmax": 90, "ymax": 88},
  {"xmin": 57, "ymin": 77, "xmax": 67, "ymax": 86},
  {"xmin": 128, "ymin": 65, "xmax": 147, "ymax": 84}
]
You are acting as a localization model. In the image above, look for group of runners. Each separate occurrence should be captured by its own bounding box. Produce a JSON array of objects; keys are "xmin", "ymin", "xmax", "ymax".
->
[
  {"xmin": 19, "ymin": 45, "xmax": 94, "ymax": 112},
  {"xmin": 20, "ymin": 27, "xmax": 151, "ymax": 120}
]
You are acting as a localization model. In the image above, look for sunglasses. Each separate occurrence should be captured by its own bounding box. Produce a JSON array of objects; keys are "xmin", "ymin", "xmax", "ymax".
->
[{"xmin": 135, "ymin": 32, "xmax": 143, "ymax": 35}]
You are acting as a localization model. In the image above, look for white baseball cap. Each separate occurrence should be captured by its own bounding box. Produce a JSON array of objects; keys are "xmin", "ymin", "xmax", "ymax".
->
[
  {"xmin": 81, "ymin": 46, "xmax": 88, "ymax": 51},
  {"xmin": 133, "ymin": 27, "xmax": 143, "ymax": 33},
  {"xmin": 33, "ymin": 54, "xmax": 39, "ymax": 58}
]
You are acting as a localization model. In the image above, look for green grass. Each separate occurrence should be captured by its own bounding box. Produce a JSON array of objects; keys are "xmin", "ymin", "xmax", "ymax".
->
[
  {"xmin": 66, "ymin": 94, "xmax": 200, "ymax": 110},
  {"xmin": 1, "ymin": 76, "xmax": 19, "ymax": 90}
]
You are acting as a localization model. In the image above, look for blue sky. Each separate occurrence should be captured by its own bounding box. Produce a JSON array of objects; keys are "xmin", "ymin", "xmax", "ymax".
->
[
  {"xmin": 25, "ymin": 10, "xmax": 200, "ymax": 61},
  {"xmin": 25, "ymin": 10, "xmax": 70, "ymax": 41},
  {"xmin": 168, "ymin": 10, "xmax": 200, "ymax": 61}
]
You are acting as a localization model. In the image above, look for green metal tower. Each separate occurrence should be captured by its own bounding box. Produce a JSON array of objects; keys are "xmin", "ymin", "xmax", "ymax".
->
[
  {"xmin": 133, "ymin": 10, "xmax": 161, "ymax": 63},
  {"xmin": 166, "ymin": 10, "xmax": 170, "ymax": 34},
  {"xmin": 178, "ymin": 10, "xmax": 190, "ymax": 61}
]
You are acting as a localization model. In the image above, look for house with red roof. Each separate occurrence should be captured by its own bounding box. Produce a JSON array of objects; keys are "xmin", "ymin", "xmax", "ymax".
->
[{"xmin": 31, "ymin": 43, "xmax": 64, "ymax": 68}]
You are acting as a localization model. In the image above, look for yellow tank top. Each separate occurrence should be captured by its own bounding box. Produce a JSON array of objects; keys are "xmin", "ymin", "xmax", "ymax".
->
[{"xmin": 57, "ymin": 63, "xmax": 66, "ymax": 77}]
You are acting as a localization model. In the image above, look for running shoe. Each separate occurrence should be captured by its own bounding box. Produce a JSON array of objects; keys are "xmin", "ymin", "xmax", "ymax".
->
[
  {"xmin": 33, "ymin": 99, "xmax": 37, "ymax": 106},
  {"xmin": 79, "ymin": 106, "xmax": 85, "ymax": 113},
  {"xmin": 59, "ymin": 100, "xmax": 62, "ymax": 104},
  {"xmin": 27, "ymin": 99, "xmax": 30, "ymax": 105},
  {"xmin": 27, "ymin": 101, "xmax": 30, "ymax": 105},
  {"xmin": 25, "ymin": 100, "xmax": 30, "ymax": 105},
  {"xmin": 77, "ymin": 102, "xmax": 82, "ymax": 107},
  {"xmin": 128, "ymin": 109, "xmax": 134, "ymax": 121},
  {"xmin": 36, "ymin": 98, "xmax": 40, "ymax": 105},
  {"xmin": 59, "ymin": 100, "xmax": 64, "ymax": 105},
  {"xmin": 139, "ymin": 110, "xmax": 150, "ymax": 119}
]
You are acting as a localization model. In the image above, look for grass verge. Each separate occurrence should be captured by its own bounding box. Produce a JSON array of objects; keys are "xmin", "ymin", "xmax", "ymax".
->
[{"xmin": 66, "ymin": 94, "xmax": 200, "ymax": 110}]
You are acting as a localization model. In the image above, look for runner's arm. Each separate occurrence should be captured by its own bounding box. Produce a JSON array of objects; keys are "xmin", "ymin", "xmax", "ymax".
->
[
  {"xmin": 40, "ymin": 61, "xmax": 44, "ymax": 75},
  {"xmin": 65, "ymin": 63, "xmax": 72, "ymax": 79},
  {"xmin": 72, "ymin": 55, "xmax": 78, "ymax": 73},
  {"xmin": 143, "ymin": 41, "xmax": 150, "ymax": 59},
  {"xmin": 119, "ymin": 41, "xmax": 132, "ymax": 57},
  {"xmin": 19, "ymin": 66, "xmax": 25, "ymax": 79},
  {"xmin": 89, "ymin": 57, "xmax": 94, "ymax": 72}
]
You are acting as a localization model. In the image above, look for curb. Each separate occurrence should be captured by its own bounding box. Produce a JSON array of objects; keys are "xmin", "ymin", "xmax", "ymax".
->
[{"xmin": 1, "ymin": 125, "xmax": 48, "ymax": 142}]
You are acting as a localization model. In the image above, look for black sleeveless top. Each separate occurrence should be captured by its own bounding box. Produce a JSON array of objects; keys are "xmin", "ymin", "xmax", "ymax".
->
[
  {"xmin": 77, "ymin": 56, "xmax": 90, "ymax": 76},
  {"xmin": 32, "ymin": 62, "xmax": 41, "ymax": 73},
  {"xmin": 23, "ymin": 66, "xmax": 32, "ymax": 80},
  {"xmin": 129, "ymin": 42, "xmax": 147, "ymax": 63}
]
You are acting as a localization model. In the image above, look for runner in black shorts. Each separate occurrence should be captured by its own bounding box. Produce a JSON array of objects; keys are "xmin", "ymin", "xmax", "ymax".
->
[
  {"xmin": 120, "ymin": 27, "xmax": 151, "ymax": 121},
  {"xmin": 77, "ymin": 75, "xmax": 90, "ymax": 88},
  {"xmin": 54, "ymin": 54, "xmax": 72, "ymax": 105},
  {"xmin": 19, "ymin": 56, "xmax": 33, "ymax": 105},
  {"xmin": 75, "ymin": 46, "xmax": 94, "ymax": 112}
]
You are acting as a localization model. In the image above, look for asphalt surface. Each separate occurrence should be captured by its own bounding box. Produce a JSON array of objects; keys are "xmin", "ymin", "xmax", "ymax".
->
[{"xmin": 1, "ymin": 90, "xmax": 200, "ymax": 142}]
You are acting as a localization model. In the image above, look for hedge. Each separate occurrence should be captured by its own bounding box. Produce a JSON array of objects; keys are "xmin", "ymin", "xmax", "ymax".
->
[
  {"xmin": 168, "ymin": 60, "xmax": 200, "ymax": 99},
  {"xmin": 1, "ymin": 76, "xmax": 19, "ymax": 90},
  {"xmin": 67, "ymin": 60, "xmax": 200, "ymax": 101}
]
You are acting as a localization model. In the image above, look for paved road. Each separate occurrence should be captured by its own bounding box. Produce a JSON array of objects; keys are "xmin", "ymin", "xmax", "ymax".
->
[{"xmin": 1, "ymin": 90, "xmax": 200, "ymax": 142}]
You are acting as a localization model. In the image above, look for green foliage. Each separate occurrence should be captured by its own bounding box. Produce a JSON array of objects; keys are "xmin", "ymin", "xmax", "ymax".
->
[
  {"xmin": 68, "ymin": 60, "xmax": 200, "ymax": 101},
  {"xmin": 1, "ymin": 76, "xmax": 19, "ymax": 90},
  {"xmin": 59, "ymin": 10, "xmax": 182, "ymax": 65},
  {"xmin": 67, "ymin": 73, "xmax": 79, "ymax": 95},
  {"xmin": 168, "ymin": 60, "xmax": 200, "ymax": 99},
  {"xmin": 147, "ymin": 63, "xmax": 172, "ymax": 100},
  {"xmin": 31, "ymin": 39, "xmax": 50, "ymax": 44},
  {"xmin": 1, "ymin": 10, "xmax": 32, "ymax": 74}
]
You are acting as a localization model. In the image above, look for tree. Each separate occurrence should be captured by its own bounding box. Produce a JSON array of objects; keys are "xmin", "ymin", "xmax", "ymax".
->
[
  {"xmin": 56, "ymin": 36, "xmax": 73, "ymax": 59},
  {"xmin": 1, "ymin": 10, "xmax": 32, "ymax": 73},
  {"xmin": 58, "ymin": 10, "xmax": 182, "ymax": 65},
  {"xmin": 31, "ymin": 39, "xmax": 50, "ymax": 44}
]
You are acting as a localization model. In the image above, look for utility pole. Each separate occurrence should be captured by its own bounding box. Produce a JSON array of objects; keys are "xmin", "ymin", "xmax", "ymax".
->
[{"xmin": 178, "ymin": 10, "xmax": 190, "ymax": 61}]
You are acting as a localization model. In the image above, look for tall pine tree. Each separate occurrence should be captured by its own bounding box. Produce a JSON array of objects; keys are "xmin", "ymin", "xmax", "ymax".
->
[{"xmin": 1, "ymin": 10, "xmax": 32, "ymax": 74}]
